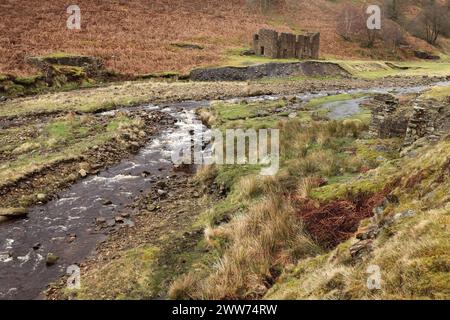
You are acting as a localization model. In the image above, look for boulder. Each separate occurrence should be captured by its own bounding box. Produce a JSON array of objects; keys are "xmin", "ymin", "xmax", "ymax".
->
[
  {"xmin": 78, "ymin": 169, "xmax": 87, "ymax": 177},
  {"xmin": 102, "ymin": 199, "xmax": 113, "ymax": 206},
  {"xmin": 0, "ymin": 207, "xmax": 28, "ymax": 219},
  {"xmin": 96, "ymin": 217, "xmax": 106, "ymax": 224},
  {"xmin": 414, "ymin": 51, "xmax": 440, "ymax": 60},
  {"xmin": 36, "ymin": 193, "xmax": 47, "ymax": 201},
  {"xmin": 240, "ymin": 49, "xmax": 255, "ymax": 56},
  {"xmin": 26, "ymin": 54, "xmax": 104, "ymax": 78},
  {"xmin": 350, "ymin": 239, "xmax": 373, "ymax": 259}
]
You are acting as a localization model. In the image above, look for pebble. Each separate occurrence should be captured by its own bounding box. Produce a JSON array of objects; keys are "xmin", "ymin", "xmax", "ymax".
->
[
  {"xmin": 106, "ymin": 219, "xmax": 116, "ymax": 227},
  {"xmin": 102, "ymin": 199, "xmax": 113, "ymax": 206},
  {"xmin": 79, "ymin": 169, "xmax": 87, "ymax": 177},
  {"xmin": 96, "ymin": 217, "xmax": 106, "ymax": 224},
  {"xmin": 394, "ymin": 209, "xmax": 416, "ymax": 221},
  {"xmin": 115, "ymin": 216, "xmax": 125, "ymax": 223}
]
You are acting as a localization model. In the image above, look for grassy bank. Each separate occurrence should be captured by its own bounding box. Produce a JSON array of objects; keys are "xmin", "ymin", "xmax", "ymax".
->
[
  {"xmin": 0, "ymin": 109, "xmax": 163, "ymax": 209},
  {"xmin": 167, "ymin": 93, "xmax": 407, "ymax": 299},
  {"xmin": 41, "ymin": 76, "xmax": 450, "ymax": 300},
  {"xmin": 266, "ymin": 139, "xmax": 450, "ymax": 300},
  {"xmin": 167, "ymin": 88, "xmax": 449, "ymax": 300},
  {"xmin": 335, "ymin": 60, "xmax": 450, "ymax": 79}
]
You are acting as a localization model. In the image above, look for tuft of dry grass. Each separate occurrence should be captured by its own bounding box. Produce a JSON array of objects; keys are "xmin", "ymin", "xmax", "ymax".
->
[
  {"xmin": 296, "ymin": 177, "xmax": 317, "ymax": 199},
  {"xmin": 234, "ymin": 176, "xmax": 262, "ymax": 201},
  {"xmin": 170, "ymin": 196, "xmax": 321, "ymax": 299},
  {"xmin": 195, "ymin": 165, "xmax": 219, "ymax": 186}
]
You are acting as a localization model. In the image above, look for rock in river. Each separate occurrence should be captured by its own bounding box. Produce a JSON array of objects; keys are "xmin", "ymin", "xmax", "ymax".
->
[
  {"xmin": 36, "ymin": 193, "xmax": 47, "ymax": 201},
  {"xmin": 0, "ymin": 207, "xmax": 28, "ymax": 220},
  {"xmin": 46, "ymin": 253, "xmax": 59, "ymax": 266},
  {"xmin": 78, "ymin": 169, "xmax": 87, "ymax": 177}
]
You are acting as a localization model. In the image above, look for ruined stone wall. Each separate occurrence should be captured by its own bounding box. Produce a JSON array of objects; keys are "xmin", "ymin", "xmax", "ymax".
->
[
  {"xmin": 368, "ymin": 94, "xmax": 450, "ymax": 148},
  {"xmin": 367, "ymin": 94, "xmax": 409, "ymax": 139},
  {"xmin": 253, "ymin": 29, "xmax": 279, "ymax": 58},
  {"xmin": 309, "ymin": 33, "xmax": 320, "ymax": 60},
  {"xmin": 403, "ymin": 101, "xmax": 450, "ymax": 147},
  {"xmin": 278, "ymin": 33, "xmax": 297, "ymax": 58},
  {"xmin": 253, "ymin": 29, "xmax": 320, "ymax": 59}
]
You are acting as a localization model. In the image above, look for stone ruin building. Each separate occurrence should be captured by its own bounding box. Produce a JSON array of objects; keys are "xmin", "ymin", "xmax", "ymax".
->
[{"xmin": 252, "ymin": 29, "xmax": 320, "ymax": 60}]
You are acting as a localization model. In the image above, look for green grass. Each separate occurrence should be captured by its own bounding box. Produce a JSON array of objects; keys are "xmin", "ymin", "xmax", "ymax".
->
[
  {"xmin": 419, "ymin": 84, "xmax": 450, "ymax": 101},
  {"xmin": 266, "ymin": 140, "xmax": 450, "ymax": 300},
  {"xmin": 222, "ymin": 115, "xmax": 282, "ymax": 130},
  {"xmin": 257, "ymin": 75, "xmax": 340, "ymax": 84},
  {"xmin": 220, "ymin": 48, "xmax": 299, "ymax": 67},
  {"xmin": 13, "ymin": 74, "xmax": 42, "ymax": 85},
  {"xmin": 0, "ymin": 114, "xmax": 135, "ymax": 189},
  {"xmin": 72, "ymin": 246, "xmax": 160, "ymax": 300},
  {"xmin": 334, "ymin": 60, "xmax": 450, "ymax": 79},
  {"xmin": 304, "ymin": 93, "xmax": 369, "ymax": 109},
  {"xmin": 213, "ymin": 99, "xmax": 286, "ymax": 121},
  {"xmin": 0, "ymin": 86, "xmax": 149, "ymax": 118}
]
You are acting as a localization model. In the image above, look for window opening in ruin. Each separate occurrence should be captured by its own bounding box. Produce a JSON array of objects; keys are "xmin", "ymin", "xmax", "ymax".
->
[{"xmin": 260, "ymin": 46, "xmax": 265, "ymax": 55}]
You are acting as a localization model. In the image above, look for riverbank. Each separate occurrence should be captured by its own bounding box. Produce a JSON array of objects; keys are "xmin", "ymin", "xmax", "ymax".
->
[
  {"xmin": 1, "ymin": 75, "xmax": 447, "ymax": 210},
  {"xmin": 1, "ymin": 74, "xmax": 449, "ymax": 300},
  {"xmin": 42, "ymin": 79, "xmax": 450, "ymax": 300}
]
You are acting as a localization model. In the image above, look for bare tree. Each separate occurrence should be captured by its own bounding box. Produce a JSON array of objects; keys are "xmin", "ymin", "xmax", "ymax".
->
[
  {"xmin": 385, "ymin": 0, "xmax": 403, "ymax": 21},
  {"xmin": 337, "ymin": 2, "xmax": 408, "ymax": 50},
  {"xmin": 381, "ymin": 19, "xmax": 405, "ymax": 48},
  {"xmin": 411, "ymin": 1, "xmax": 449, "ymax": 45},
  {"xmin": 336, "ymin": 4, "xmax": 365, "ymax": 41}
]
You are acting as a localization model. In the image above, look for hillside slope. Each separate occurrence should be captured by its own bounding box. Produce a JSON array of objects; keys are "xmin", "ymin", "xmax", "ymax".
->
[
  {"xmin": 0, "ymin": 0, "xmax": 442, "ymax": 76},
  {"xmin": 267, "ymin": 139, "xmax": 450, "ymax": 299}
]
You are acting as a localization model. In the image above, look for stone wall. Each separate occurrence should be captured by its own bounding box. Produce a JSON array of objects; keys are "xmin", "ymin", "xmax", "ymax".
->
[
  {"xmin": 403, "ymin": 101, "xmax": 450, "ymax": 147},
  {"xmin": 367, "ymin": 94, "xmax": 409, "ymax": 139},
  {"xmin": 367, "ymin": 94, "xmax": 450, "ymax": 147},
  {"xmin": 253, "ymin": 29, "xmax": 320, "ymax": 59}
]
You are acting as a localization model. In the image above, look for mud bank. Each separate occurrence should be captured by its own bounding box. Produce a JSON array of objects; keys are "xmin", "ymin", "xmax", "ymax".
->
[{"xmin": 190, "ymin": 61, "xmax": 351, "ymax": 81}]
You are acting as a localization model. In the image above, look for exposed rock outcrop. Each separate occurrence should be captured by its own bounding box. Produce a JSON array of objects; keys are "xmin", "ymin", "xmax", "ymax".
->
[
  {"xmin": 26, "ymin": 54, "xmax": 104, "ymax": 79},
  {"xmin": 414, "ymin": 50, "xmax": 440, "ymax": 60},
  {"xmin": 0, "ymin": 54, "xmax": 117, "ymax": 97}
]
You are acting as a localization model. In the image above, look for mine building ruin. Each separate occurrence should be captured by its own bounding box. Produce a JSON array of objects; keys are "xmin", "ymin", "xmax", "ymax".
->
[{"xmin": 252, "ymin": 29, "xmax": 320, "ymax": 59}]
